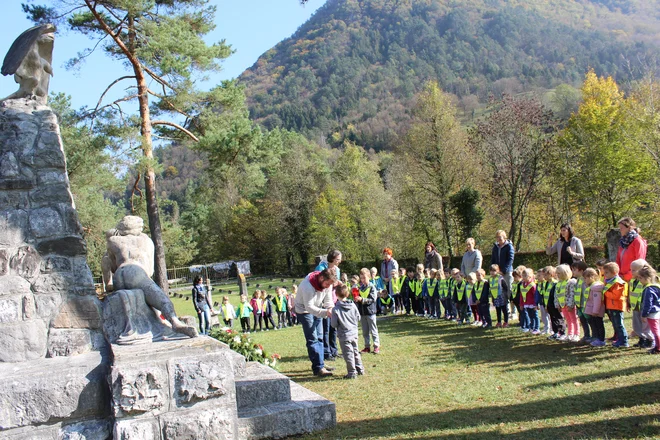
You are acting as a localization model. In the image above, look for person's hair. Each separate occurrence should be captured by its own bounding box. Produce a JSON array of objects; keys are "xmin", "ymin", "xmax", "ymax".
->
[
  {"xmin": 252, "ymin": 291, "xmax": 259, "ymax": 298},
  {"xmin": 559, "ymin": 223, "xmax": 575, "ymax": 240},
  {"xmin": 544, "ymin": 266, "xmax": 556, "ymax": 278},
  {"xmin": 223, "ymin": 295, "xmax": 229, "ymax": 302},
  {"xmin": 327, "ymin": 249, "xmax": 342, "ymax": 264},
  {"xmin": 341, "ymin": 272, "xmax": 348, "ymax": 280},
  {"xmin": 570, "ymin": 261, "xmax": 588, "ymax": 272},
  {"xmin": 466, "ymin": 237, "xmax": 475, "ymax": 246},
  {"xmin": 496, "ymin": 230, "xmax": 507, "ymax": 239},
  {"xmin": 406, "ymin": 268, "xmax": 414, "ymax": 276},
  {"xmin": 490, "ymin": 264, "xmax": 500, "ymax": 273},
  {"xmin": 466, "ymin": 272, "xmax": 477, "ymax": 282},
  {"xmin": 425, "ymin": 241, "xmax": 436, "ymax": 251},
  {"xmin": 436, "ymin": 270, "xmax": 445, "ymax": 279},
  {"xmin": 391, "ymin": 269, "xmax": 398, "ymax": 276},
  {"xmin": 637, "ymin": 265, "xmax": 658, "ymax": 284},
  {"xmin": 240, "ymin": 294, "xmax": 247, "ymax": 301},
  {"xmin": 603, "ymin": 262, "xmax": 620, "ymax": 276},
  {"xmin": 513, "ymin": 265, "xmax": 526, "ymax": 277},
  {"xmin": 583, "ymin": 268, "xmax": 599, "ymax": 281},
  {"xmin": 477, "ymin": 268, "xmax": 486, "ymax": 276},
  {"xmin": 319, "ymin": 268, "xmax": 338, "ymax": 283},
  {"xmin": 359, "ymin": 267, "xmax": 371, "ymax": 279},
  {"xmin": 631, "ymin": 259, "xmax": 648, "ymax": 272},
  {"xmin": 416, "ymin": 263, "xmax": 424, "ymax": 273},
  {"xmin": 351, "ymin": 274, "xmax": 360, "ymax": 283},
  {"xmin": 522, "ymin": 267, "xmax": 534, "ymax": 277},
  {"xmin": 617, "ymin": 217, "xmax": 637, "ymax": 230},
  {"xmin": 193, "ymin": 276, "xmax": 202, "ymax": 284},
  {"xmin": 595, "ymin": 258, "xmax": 608, "ymax": 267},
  {"xmin": 370, "ymin": 267, "xmax": 378, "ymax": 274},
  {"xmin": 556, "ymin": 264, "xmax": 572, "ymax": 280},
  {"xmin": 450, "ymin": 268, "xmax": 460, "ymax": 274},
  {"xmin": 382, "ymin": 247, "xmax": 393, "ymax": 256},
  {"xmin": 336, "ymin": 284, "xmax": 349, "ymax": 300}
]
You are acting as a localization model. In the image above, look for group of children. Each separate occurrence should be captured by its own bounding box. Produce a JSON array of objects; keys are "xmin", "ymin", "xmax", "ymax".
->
[{"xmin": 224, "ymin": 286, "xmax": 299, "ymax": 333}]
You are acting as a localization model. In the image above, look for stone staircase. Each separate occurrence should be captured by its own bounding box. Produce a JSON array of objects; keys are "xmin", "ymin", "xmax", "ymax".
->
[{"xmin": 236, "ymin": 362, "xmax": 336, "ymax": 439}]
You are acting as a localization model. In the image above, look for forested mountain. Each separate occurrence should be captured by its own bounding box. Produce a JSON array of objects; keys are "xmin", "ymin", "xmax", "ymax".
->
[{"xmin": 240, "ymin": 0, "xmax": 660, "ymax": 150}]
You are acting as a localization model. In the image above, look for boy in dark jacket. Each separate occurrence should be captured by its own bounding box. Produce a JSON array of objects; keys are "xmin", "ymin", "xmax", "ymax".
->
[
  {"xmin": 400, "ymin": 268, "xmax": 414, "ymax": 315},
  {"xmin": 331, "ymin": 284, "xmax": 365, "ymax": 378},
  {"xmin": 356, "ymin": 267, "xmax": 380, "ymax": 354}
]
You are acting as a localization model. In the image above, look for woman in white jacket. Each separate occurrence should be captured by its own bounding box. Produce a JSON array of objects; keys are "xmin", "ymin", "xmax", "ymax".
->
[{"xmin": 546, "ymin": 223, "xmax": 584, "ymax": 266}]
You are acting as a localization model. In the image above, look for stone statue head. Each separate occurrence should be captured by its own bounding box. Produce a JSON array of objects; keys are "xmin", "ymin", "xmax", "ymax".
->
[{"xmin": 116, "ymin": 216, "xmax": 144, "ymax": 236}]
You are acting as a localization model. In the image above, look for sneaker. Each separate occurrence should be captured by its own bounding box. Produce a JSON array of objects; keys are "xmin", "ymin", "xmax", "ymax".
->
[
  {"xmin": 343, "ymin": 374, "xmax": 357, "ymax": 379},
  {"xmin": 608, "ymin": 335, "xmax": 617, "ymax": 342},
  {"xmin": 357, "ymin": 369, "xmax": 366, "ymax": 376},
  {"xmin": 360, "ymin": 347, "xmax": 371, "ymax": 354},
  {"xmin": 373, "ymin": 346, "xmax": 380, "ymax": 354},
  {"xmin": 557, "ymin": 334, "xmax": 568, "ymax": 341},
  {"xmin": 591, "ymin": 340, "xmax": 606, "ymax": 347},
  {"xmin": 613, "ymin": 341, "xmax": 629, "ymax": 348},
  {"xmin": 502, "ymin": 323, "xmax": 509, "ymax": 328},
  {"xmin": 496, "ymin": 322, "xmax": 502, "ymax": 328},
  {"xmin": 521, "ymin": 328, "xmax": 530, "ymax": 333},
  {"xmin": 531, "ymin": 330, "xmax": 541, "ymax": 335},
  {"xmin": 547, "ymin": 333, "xmax": 557, "ymax": 340},
  {"xmin": 314, "ymin": 368, "xmax": 333, "ymax": 377},
  {"xmin": 323, "ymin": 365, "xmax": 336, "ymax": 371}
]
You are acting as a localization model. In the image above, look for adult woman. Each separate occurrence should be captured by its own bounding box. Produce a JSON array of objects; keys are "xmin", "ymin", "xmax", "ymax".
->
[
  {"xmin": 491, "ymin": 230, "xmax": 515, "ymax": 298},
  {"xmin": 460, "ymin": 238, "xmax": 482, "ymax": 276},
  {"xmin": 424, "ymin": 242, "xmax": 443, "ymax": 272},
  {"xmin": 380, "ymin": 248, "xmax": 399, "ymax": 296},
  {"xmin": 315, "ymin": 250, "xmax": 342, "ymax": 280},
  {"xmin": 545, "ymin": 223, "xmax": 584, "ymax": 266},
  {"xmin": 315, "ymin": 250, "xmax": 341, "ymax": 361},
  {"xmin": 616, "ymin": 217, "xmax": 648, "ymax": 281}
]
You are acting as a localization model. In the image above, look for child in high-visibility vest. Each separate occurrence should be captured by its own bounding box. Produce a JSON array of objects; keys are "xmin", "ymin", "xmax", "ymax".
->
[
  {"xmin": 401, "ymin": 269, "xmax": 414, "ymax": 315},
  {"xmin": 356, "ymin": 268, "xmax": 380, "ymax": 354},
  {"xmin": 571, "ymin": 261, "xmax": 590, "ymax": 343},
  {"xmin": 520, "ymin": 268, "xmax": 539, "ymax": 334},
  {"xmin": 442, "ymin": 268, "xmax": 452, "ymax": 319},
  {"xmin": 544, "ymin": 266, "xmax": 565, "ymax": 340},
  {"xmin": 630, "ymin": 259, "xmax": 654, "ymax": 349},
  {"xmin": 431, "ymin": 270, "xmax": 444, "ymax": 319},
  {"xmin": 370, "ymin": 267, "xmax": 385, "ymax": 291},
  {"xmin": 220, "ymin": 296, "xmax": 235, "ymax": 328},
  {"xmin": 556, "ymin": 264, "xmax": 579, "ymax": 342},
  {"xmin": 475, "ymin": 269, "xmax": 492, "ymax": 328},
  {"xmin": 454, "ymin": 271, "xmax": 470, "ymax": 324},
  {"xmin": 425, "ymin": 269, "xmax": 438, "ymax": 318},
  {"xmin": 512, "ymin": 267, "xmax": 526, "ymax": 330},
  {"xmin": 262, "ymin": 291, "xmax": 277, "ymax": 331},
  {"xmin": 469, "ymin": 270, "xmax": 482, "ymax": 326},
  {"xmin": 602, "ymin": 262, "xmax": 629, "ymax": 348},
  {"xmin": 489, "ymin": 264, "xmax": 507, "ymax": 327},
  {"xmin": 413, "ymin": 264, "xmax": 425, "ymax": 316},
  {"xmin": 639, "ymin": 264, "xmax": 660, "ymax": 354},
  {"xmin": 236, "ymin": 294, "xmax": 253, "ymax": 333},
  {"xmin": 449, "ymin": 268, "xmax": 460, "ymax": 320},
  {"xmin": 390, "ymin": 269, "xmax": 403, "ymax": 315},
  {"xmin": 275, "ymin": 287, "xmax": 288, "ymax": 329},
  {"xmin": 288, "ymin": 284, "xmax": 297, "ymax": 326},
  {"xmin": 584, "ymin": 268, "xmax": 606, "ymax": 347},
  {"xmin": 536, "ymin": 268, "xmax": 550, "ymax": 334},
  {"xmin": 377, "ymin": 289, "xmax": 395, "ymax": 315}
]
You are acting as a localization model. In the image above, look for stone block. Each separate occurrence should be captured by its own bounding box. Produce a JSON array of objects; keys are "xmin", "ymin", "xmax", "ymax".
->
[
  {"xmin": 51, "ymin": 295, "xmax": 101, "ymax": 329},
  {"xmin": 34, "ymin": 292, "xmax": 63, "ymax": 320},
  {"xmin": 0, "ymin": 352, "xmax": 110, "ymax": 429},
  {"xmin": 60, "ymin": 205, "xmax": 83, "ymax": 235},
  {"xmin": 113, "ymin": 418, "xmax": 160, "ymax": 440},
  {"xmin": 0, "ymin": 178, "xmax": 35, "ymax": 190},
  {"xmin": 0, "ymin": 190, "xmax": 29, "ymax": 210},
  {"xmin": 0, "ymin": 424, "xmax": 59, "ymax": 440},
  {"xmin": 33, "ymin": 131, "xmax": 65, "ymax": 169},
  {"xmin": 46, "ymin": 328, "xmax": 105, "ymax": 358},
  {"xmin": 8, "ymin": 245, "xmax": 41, "ymax": 279},
  {"xmin": 37, "ymin": 236, "xmax": 87, "ymax": 257},
  {"xmin": 29, "ymin": 207, "xmax": 64, "ymax": 238},
  {"xmin": 109, "ymin": 363, "xmax": 169, "ymax": 418},
  {"xmin": 59, "ymin": 419, "xmax": 112, "ymax": 440},
  {"xmin": 0, "ymin": 319, "xmax": 47, "ymax": 362},
  {"xmin": 36, "ymin": 169, "xmax": 68, "ymax": 186},
  {"xmin": 41, "ymin": 256, "xmax": 72, "ymax": 273},
  {"xmin": 0, "ymin": 152, "xmax": 20, "ymax": 178},
  {"xmin": 0, "ymin": 295, "xmax": 20, "ymax": 323},
  {"xmin": 0, "ymin": 249, "xmax": 8, "ymax": 276},
  {"xmin": 0, "ymin": 209, "xmax": 27, "ymax": 246},
  {"xmin": 160, "ymin": 407, "xmax": 235, "ymax": 440},
  {"xmin": 171, "ymin": 353, "xmax": 232, "ymax": 407},
  {"xmin": 0, "ymin": 275, "xmax": 31, "ymax": 297},
  {"xmin": 235, "ymin": 362, "xmax": 291, "ymax": 409},
  {"xmin": 31, "ymin": 272, "xmax": 72, "ymax": 296},
  {"xmin": 29, "ymin": 184, "xmax": 73, "ymax": 206}
]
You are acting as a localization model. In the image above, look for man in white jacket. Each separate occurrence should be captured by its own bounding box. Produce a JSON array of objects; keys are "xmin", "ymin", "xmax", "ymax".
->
[{"xmin": 295, "ymin": 269, "xmax": 337, "ymax": 377}]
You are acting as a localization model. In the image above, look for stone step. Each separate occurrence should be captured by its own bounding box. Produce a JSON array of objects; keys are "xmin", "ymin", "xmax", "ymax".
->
[
  {"xmin": 237, "ymin": 380, "xmax": 336, "ymax": 439},
  {"xmin": 235, "ymin": 361, "xmax": 291, "ymax": 409}
]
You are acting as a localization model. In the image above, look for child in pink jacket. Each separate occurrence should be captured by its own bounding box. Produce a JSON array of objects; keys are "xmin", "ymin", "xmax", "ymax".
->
[{"xmin": 584, "ymin": 268, "xmax": 606, "ymax": 347}]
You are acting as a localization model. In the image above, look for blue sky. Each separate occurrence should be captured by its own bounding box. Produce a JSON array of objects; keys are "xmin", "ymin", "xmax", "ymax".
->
[{"xmin": 0, "ymin": 0, "xmax": 325, "ymax": 110}]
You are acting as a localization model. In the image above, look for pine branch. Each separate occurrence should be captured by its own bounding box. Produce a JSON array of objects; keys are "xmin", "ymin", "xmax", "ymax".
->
[{"xmin": 151, "ymin": 120, "xmax": 199, "ymax": 142}]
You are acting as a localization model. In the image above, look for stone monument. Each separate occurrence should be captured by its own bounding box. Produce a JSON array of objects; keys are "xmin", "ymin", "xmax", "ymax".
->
[{"xmin": 0, "ymin": 26, "xmax": 335, "ymax": 440}]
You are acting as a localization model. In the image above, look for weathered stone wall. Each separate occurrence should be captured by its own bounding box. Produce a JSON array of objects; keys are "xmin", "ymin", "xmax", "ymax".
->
[{"xmin": 0, "ymin": 98, "xmax": 101, "ymax": 363}]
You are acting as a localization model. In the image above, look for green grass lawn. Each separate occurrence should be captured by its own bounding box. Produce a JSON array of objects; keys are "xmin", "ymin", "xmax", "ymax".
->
[{"xmin": 171, "ymin": 293, "xmax": 660, "ymax": 439}]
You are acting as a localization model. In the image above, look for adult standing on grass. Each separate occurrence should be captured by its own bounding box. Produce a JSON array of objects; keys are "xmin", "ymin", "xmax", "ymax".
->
[
  {"xmin": 295, "ymin": 269, "xmax": 337, "ymax": 377},
  {"xmin": 380, "ymin": 248, "xmax": 399, "ymax": 297},
  {"xmin": 315, "ymin": 250, "xmax": 342, "ymax": 361},
  {"xmin": 546, "ymin": 223, "xmax": 584, "ymax": 266},
  {"xmin": 491, "ymin": 230, "xmax": 515, "ymax": 300},
  {"xmin": 424, "ymin": 242, "xmax": 443, "ymax": 272},
  {"xmin": 616, "ymin": 217, "xmax": 648, "ymax": 282},
  {"xmin": 192, "ymin": 276, "xmax": 213, "ymax": 336},
  {"xmin": 461, "ymin": 238, "xmax": 482, "ymax": 276}
]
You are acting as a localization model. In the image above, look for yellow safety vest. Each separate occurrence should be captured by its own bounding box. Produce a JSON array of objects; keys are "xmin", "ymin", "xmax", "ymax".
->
[
  {"xmin": 392, "ymin": 277, "xmax": 402, "ymax": 294},
  {"xmin": 474, "ymin": 280, "xmax": 485, "ymax": 301},
  {"xmin": 629, "ymin": 278, "xmax": 644, "ymax": 310},
  {"xmin": 455, "ymin": 281, "xmax": 466, "ymax": 302},
  {"xmin": 519, "ymin": 282, "xmax": 536, "ymax": 303},
  {"xmin": 412, "ymin": 278, "xmax": 424, "ymax": 297},
  {"xmin": 555, "ymin": 280, "xmax": 568, "ymax": 308},
  {"xmin": 427, "ymin": 278, "xmax": 438, "ymax": 297},
  {"xmin": 488, "ymin": 276, "xmax": 500, "ymax": 299},
  {"xmin": 574, "ymin": 278, "xmax": 585, "ymax": 308},
  {"xmin": 544, "ymin": 281, "xmax": 556, "ymax": 306},
  {"xmin": 223, "ymin": 304, "xmax": 233, "ymax": 320},
  {"xmin": 359, "ymin": 285, "xmax": 372, "ymax": 299}
]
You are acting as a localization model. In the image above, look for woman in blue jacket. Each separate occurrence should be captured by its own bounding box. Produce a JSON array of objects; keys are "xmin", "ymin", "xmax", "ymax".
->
[{"xmin": 490, "ymin": 230, "xmax": 515, "ymax": 301}]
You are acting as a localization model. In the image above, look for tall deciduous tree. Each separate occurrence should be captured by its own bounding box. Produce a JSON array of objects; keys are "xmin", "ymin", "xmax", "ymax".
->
[
  {"xmin": 24, "ymin": 0, "xmax": 232, "ymax": 291},
  {"xmin": 470, "ymin": 95, "xmax": 555, "ymax": 250},
  {"xmin": 395, "ymin": 81, "xmax": 470, "ymax": 258}
]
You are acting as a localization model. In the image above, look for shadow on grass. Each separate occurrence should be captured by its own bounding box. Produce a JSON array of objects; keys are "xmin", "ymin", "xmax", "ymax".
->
[{"xmin": 331, "ymin": 379, "xmax": 660, "ymax": 439}]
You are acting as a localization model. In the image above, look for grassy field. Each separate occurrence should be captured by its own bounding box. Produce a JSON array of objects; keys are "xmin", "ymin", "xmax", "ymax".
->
[{"xmin": 170, "ymin": 292, "xmax": 660, "ymax": 439}]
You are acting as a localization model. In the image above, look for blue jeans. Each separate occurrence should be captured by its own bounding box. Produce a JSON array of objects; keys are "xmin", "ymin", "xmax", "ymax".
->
[
  {"xmin": 299, "ymin": 313, "xmax": 324, "ymax": 373},
  {"xmin": 196, "ymin": 304, "xmax": 211, "ymax": 335},
  {"xmin": 526, "ymin": 307, "xmax": 539, "ymax": 331},
  {"xmin": 520, "ymin": 305, "xmax": 530, "ymax": 330},
  {"xmin": 322, "ymin": 317, "xmax": 338, "ymax": 358},
  {"xmin": 609, "ymin": 310, "xmax": 628, "ymax": 344}
]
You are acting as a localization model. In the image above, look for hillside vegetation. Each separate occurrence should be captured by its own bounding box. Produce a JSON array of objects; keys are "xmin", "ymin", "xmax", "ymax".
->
[{"xmin": 240, "ymin": 0, "xmax": 660, "ymax": 149}]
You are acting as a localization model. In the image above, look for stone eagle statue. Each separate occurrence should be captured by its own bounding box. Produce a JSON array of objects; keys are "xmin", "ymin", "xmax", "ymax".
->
[{"xmin": 1, "ymin": 24, "xmax": 56, "ymax": 104}]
